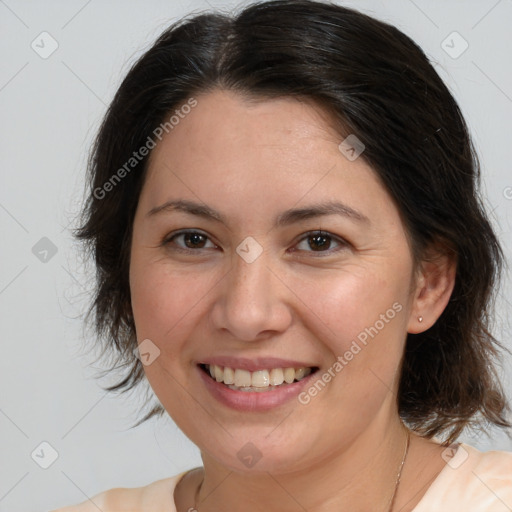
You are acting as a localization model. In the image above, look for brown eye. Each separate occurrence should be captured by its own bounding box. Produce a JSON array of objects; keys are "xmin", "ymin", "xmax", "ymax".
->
[
  {"xmin": 163, "ymin": 230, "xmax": 217, "ymax": 252},
  {"xmin": 307, "ymin": 233, "xmax": 332, "ymax": 251},
  {"xmin": 183, "ymin": 232, "xmax": 207, "ymax": 248},
  {"xmin": 294, "ymin": 230, "xmax": 347, "ymax": 255}
]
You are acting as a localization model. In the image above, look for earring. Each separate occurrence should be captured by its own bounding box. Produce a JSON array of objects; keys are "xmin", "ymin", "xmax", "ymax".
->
[{"xmin": 418, "ymin": 316, "xmax": 423, "ymax": 323}]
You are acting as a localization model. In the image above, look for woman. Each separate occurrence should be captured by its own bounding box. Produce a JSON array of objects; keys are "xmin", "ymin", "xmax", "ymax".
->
[{"xmin": 53, "ymin": 0, "xmax": 512, "ymax": 510}]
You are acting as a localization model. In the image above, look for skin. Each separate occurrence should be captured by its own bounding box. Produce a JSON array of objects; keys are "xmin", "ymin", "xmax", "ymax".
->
[{"xmin": 129, "ymin": 89, "xmax": 457, "ymax": 511}]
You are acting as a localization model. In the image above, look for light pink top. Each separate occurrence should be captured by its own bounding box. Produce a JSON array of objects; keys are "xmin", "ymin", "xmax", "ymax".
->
[{"xmin": 51, "ymin": 443, "xmax": 512, "ymax": 511}]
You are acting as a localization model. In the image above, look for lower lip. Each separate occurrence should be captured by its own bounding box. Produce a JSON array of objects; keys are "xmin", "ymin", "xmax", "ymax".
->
[{"xmin": 198, "ymin": 366, "xmax": 317, "ymax": 412}]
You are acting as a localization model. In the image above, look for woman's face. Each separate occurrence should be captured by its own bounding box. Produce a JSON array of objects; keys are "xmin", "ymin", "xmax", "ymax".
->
[{"xmin": 129, "ymin": 89, "xmax": 419, "ymax": 473}]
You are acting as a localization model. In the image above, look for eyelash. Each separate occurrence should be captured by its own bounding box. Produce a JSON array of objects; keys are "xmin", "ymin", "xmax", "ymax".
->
[{"xmin": 161, "ymin": 229, "xmax": 349, "ymax": 257}]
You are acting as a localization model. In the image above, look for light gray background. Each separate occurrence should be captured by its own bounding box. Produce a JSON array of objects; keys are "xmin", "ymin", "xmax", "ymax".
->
[{"xmin": 1, "ymin": 1, "xmax": 511, "ymax": 510}]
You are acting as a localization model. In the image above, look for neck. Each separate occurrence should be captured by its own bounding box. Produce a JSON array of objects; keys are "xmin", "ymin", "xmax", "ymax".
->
[{"xmin": 194, "ymin": 413, "xmax": 409, "ymax": 512}]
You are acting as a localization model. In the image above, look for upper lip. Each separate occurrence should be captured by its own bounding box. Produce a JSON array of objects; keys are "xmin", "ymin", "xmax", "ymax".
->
[{"xmin": 198, "ymin": 356, "xmax": 319, "ymax": 372}]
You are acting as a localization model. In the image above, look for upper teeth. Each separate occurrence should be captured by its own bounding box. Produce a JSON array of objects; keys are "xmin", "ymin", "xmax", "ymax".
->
[{"xmin": 207, "ymin": 364, "xmax": 312, "ymax": 387}]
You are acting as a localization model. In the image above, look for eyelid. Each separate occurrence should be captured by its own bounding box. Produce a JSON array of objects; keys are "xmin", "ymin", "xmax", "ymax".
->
[
  {"xmin": 292, "ymin": 230, "xmax": 349, "ymax": 256},
  {"xmin": 162, "ymin": 229, "xmax": 349, "ymax": 255},
  {"xmin": 162, "ymin": 229, "xmax": 218, "ymax": 251}
]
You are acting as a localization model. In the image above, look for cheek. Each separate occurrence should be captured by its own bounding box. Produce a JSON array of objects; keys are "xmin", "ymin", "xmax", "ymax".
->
[
  {"xmin": 286, "ymin": 261, "xmax": 409, "ymax": 403},
  {"xmin": 289, "ymin": 263, "xmax": 405, "ymax": 346},
  {"xmin": 130, "ymin": 259, "xmax": 214, "ymax": 340},
  {"xmin": 129, "ymin": 261, "xmax": 212, "ymax": 414}
]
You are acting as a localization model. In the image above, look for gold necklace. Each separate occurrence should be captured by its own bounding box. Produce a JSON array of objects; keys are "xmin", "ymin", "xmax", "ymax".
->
[
  {"xmin": 192, "ymin": 429, "xmax": 411, "ymax": 512},
  {"xmin": 386, "ymin": 428, "xmax": 411, "ymax": 512}
]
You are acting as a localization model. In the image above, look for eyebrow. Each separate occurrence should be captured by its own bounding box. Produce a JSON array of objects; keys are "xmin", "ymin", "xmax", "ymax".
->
[{"xmin": 146, "ymin": 199, "xmax": 370, "ymax": 226}]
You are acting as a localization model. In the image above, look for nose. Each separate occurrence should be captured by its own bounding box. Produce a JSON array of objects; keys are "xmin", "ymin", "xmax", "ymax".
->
[{"xmin": 210, "ymin": 247, "xmax": 293, "ymax": 342}]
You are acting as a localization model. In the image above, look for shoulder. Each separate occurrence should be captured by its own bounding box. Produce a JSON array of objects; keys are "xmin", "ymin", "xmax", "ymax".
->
[
  {"xmin": 49, "ymin": 472, "xmax": 188, "ymax": 512},
  {"xmin": 414, "ymin": 442, "xmax": 512, "ymax": 511},
  {"xmin": 467, "ymin": 442, "xmax": 512, "ymax": 470}
]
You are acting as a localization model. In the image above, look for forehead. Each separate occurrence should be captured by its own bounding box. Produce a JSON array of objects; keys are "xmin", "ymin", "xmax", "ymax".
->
[
  {"xmin": 147, "ymin": 89, "xmax": 343, "ymax": 171},
  {"xmin": 140, "ymin": 89, "xmax": 399, "ymax": 232}
]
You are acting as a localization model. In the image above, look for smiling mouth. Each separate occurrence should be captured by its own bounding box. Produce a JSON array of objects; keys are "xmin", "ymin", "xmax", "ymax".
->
[{"xmin": 199, "ymin": 363, "xmax": 319, "ymax": 392}]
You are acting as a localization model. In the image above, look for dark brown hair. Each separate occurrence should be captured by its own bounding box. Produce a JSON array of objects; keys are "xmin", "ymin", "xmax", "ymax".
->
[{"xmin": 75, "ymin": 0, "xmax": 510, "ymax": 444}]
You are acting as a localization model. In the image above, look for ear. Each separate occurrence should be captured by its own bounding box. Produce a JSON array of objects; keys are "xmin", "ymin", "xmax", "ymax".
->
[{"xmin": 407, "ymin": 246, "xmax": 457, "ymax": 334}]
